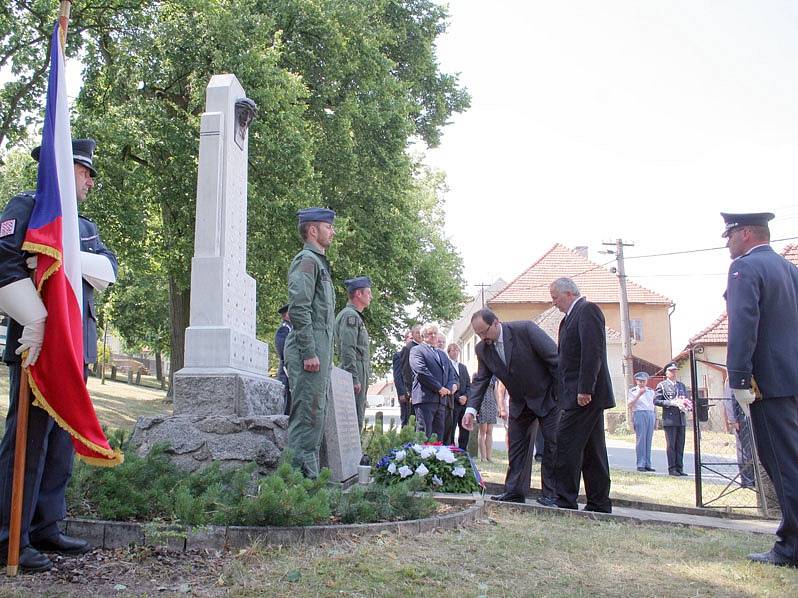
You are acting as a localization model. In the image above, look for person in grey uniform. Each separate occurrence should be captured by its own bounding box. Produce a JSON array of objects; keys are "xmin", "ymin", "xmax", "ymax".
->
[
  {"xmin": 284, "ymin": 207, "xmax": 336, "ymax": 479},
  {"xmin": 334, "ymin": 276, "xmax": 372, "ymax": 430},
  {"xmin": 722, "ymin": 211, "xmax": 798, "ymax": 568},
  {"xmin": 0, "ymin": 139, "xmax": 117, "ymax": 573}
]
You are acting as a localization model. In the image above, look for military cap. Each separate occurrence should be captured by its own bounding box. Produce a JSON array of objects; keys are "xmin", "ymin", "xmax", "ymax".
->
[
  {"xmin": 277, "ymin": 303, "xmax": 289, "ymax": 315},
  {"xmin": 297, "ymin": 207, "xmax": 335, "ymax": 224},
  {"xmin": 720, "ymin": 212, "xmax": 775, "ymax": 238},
  {"xmin": 665, "ymin": 363, "xmax": 678, "ymax": 371},
  {"xmin": 344, "ymin": 276, "xmax": 372, "ymax": 293},
  {"xmin": 633, "ymin": 372, "xmax": 650, "ymax": 381},
  {"xmin": 32, "ymin": 138, "xmax": 98, "ymax": 177}
]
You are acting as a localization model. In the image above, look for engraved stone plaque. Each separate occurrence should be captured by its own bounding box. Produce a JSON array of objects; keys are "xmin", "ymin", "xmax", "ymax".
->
[{"xmin": 320, "ymin": 367, "xmax": 363, "ymax": 483}]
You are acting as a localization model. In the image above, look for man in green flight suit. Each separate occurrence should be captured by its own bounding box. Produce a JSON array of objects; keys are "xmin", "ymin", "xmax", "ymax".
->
[
  {"xmin": 284, "ymin": 207, "xmax": 336, "ymax": 478},
  {"xmin": 335, "ymin": 276, "xmax": 373, "ymax": 430}
]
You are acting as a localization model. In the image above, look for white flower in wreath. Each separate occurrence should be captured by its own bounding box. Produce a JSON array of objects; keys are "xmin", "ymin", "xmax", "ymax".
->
[
  {"xmin": 415, "ymin": 463, "xmax": 429, "ymax": 477},
  {"xmin": 412, "ymin": 443, "xmax": 425, "ymax": 454},
  {"xmin": 395, "ymin": 449, "xmax": 406, "ymax": 462},
  {"xmin": 435, "ymin": 446, "xmax": 456, "ymax": 464},
  {"xmin": 398, "ymin": 465, "xmax": 413, "ymax": 478},
  {"xmin": 432, "ymin": 474, "xmax": 444, "ymax": 486},
  {"xmin": 419, "ymin": 446, "xmax": 436, "ymax": 459},
  {"xmin": 452, "ymin": 465, "xmax": 466, "ymax": 478},
  {"xmin": 388, "ymin": 462, "xmax": 397, "ymax": 474}
]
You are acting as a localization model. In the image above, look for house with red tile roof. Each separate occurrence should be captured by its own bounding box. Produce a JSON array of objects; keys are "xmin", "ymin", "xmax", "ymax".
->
[
  {"xmin": 486, "ymin": 244, "xmax": 675, "ymax": 367},
  {"xmin": 670, "ymin": 244, "xmax": 798, "ymax": 429}
]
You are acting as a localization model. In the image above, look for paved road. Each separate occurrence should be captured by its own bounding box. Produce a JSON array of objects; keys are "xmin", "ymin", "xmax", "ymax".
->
[{"xmin": 365, "ymin": 405, "xmax": 737, "ymax": 480}]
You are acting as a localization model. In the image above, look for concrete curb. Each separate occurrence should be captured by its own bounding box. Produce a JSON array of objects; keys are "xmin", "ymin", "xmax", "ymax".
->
[
  {"xmin": 63, "ymin": 500, "xmax": 484, "ymax": 552},
  {"xmin": 483, "ymin": 500, "xmax": 778, "ymax": 536}
]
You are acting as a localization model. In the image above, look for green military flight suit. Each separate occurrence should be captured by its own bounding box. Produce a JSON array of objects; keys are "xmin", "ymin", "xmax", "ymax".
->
[
  {"xmin": 284, "ymin": 243, "xmax": 336, "ymax": 478},
  {"xmin": 335, "ymin": 303, "xmax": 371, "ymax": 430}
]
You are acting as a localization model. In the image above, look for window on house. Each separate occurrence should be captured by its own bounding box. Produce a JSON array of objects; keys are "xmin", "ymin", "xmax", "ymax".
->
[{"xmin": 630, "ymin": 319, "xmax": 643, "ymax": 341}]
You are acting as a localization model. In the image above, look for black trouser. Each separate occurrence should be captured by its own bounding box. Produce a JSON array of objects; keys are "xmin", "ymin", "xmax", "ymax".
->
[
  {"xmin": 414, "ymin": 402, "xmax": 444, "ymax": 440},
  {"xmin": 505, "ymin": 404, "xmax": 560, "ymax": 498},
  {"xmin": 664, "ymin": 425, "xmax": 685, "ymax": 473},
  {"xmin": 0, "ymin": 363, "xmax": 81, "ymax": 550},
  {"xmin": 554, "ymin": 401, "xmax": 611, "ymax": 511},
  {"xmin": 453, "ymin": 402, "xmax": 470, "ymax": 450},
  {"xmin": 399, "ymin": 398, "xmax": 412, "ymax": 428},
  {"xmin": 750, "ymin": 396, "xmax": 798, "ymax": 562},
  {"xmin": 442, "ymin": 404, "xmax": 455, "ymax": 445}
]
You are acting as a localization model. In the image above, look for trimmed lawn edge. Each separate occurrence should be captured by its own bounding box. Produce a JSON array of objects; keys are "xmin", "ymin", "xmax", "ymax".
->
[{"xmin": 62, "ymin": 497, "xmax": 484, "ymax": 552}]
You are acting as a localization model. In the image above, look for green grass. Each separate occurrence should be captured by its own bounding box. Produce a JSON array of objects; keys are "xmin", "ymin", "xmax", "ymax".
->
[
  {"xmin": 218, "ymin": 509, "xmax": 798, "ymax": 597},
  {"xmin": 476, "ymin": 449, "xmax": 759, "ymax": 511}
]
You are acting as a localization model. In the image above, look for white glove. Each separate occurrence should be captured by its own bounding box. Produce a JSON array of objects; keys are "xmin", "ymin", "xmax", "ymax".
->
[
  {"xmin": 732, "ymin": 388, "xmax": 756, "ymax": 418},
  {"xmin": 25, "ymin": 255, "xmax": 38, "ymax": 270},
  {"xmin": 16, "ymin": 317, "xmax": 46, "ymax": 367}
]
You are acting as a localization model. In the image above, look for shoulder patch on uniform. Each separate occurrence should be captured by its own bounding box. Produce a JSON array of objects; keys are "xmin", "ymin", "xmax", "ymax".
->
[
  {"xmin": 299, "ymin": 258, "xmax": 316, "ymax": 274},
  {"xmin": 0, "ymin": 219, "xmax": 16, "ymax": 238},
  {"xmin": 346, "ymin": 315, "xmax": 357, "ymax": 326}
]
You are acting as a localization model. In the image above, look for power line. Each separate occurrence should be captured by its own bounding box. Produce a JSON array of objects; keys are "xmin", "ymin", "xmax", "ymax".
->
[{"xmin": 623, "ymin": 236, "xmax": 798, "ymax": 261}]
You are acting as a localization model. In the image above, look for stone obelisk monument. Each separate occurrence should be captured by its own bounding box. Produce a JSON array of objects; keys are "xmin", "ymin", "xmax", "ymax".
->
[{"xmin": 132, "ymin": 74, "xmax": 286, "ymax": 472}]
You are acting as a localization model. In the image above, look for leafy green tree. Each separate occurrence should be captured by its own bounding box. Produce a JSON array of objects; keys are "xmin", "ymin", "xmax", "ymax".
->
[{"xmin": 3, "ymin": 0, "xmax": 469, "ymax": 379}]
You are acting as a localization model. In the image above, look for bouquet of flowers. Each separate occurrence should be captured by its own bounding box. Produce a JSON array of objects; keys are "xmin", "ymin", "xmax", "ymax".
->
[{"xmin": 374, "ymin": 442, "xmax": 482, "ymax": 493}]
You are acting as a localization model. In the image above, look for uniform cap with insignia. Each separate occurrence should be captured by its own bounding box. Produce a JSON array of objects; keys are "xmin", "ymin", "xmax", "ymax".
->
[
  {"xmin": 720, "ymin": 212, "xmax": 775, "ymax": 238},
  {"xmin": 297, "ymin": 207, "xmax": 335, "ymax": 224},
  {"xmin": 344, "ymin": 276, "xmax": 372, "ymax": 293},
  {"xmin": 32, "ymin": 138, "xmax": 98, "ymax": 177},
  {"xmin": 665, "ymin": 363, "xmax": 678, "ymax": 371},
  {"xmin": 277, "ymin": 303, "xmax": 289, "ymax": 315},
  {"xmin": 633, "ymin": 371, "xmax": 650, "ymax": 381}
]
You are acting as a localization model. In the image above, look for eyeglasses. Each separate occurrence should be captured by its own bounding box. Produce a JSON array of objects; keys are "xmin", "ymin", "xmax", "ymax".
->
[{"xmin": 473, "ymin": 320, "xmax": 494, "ymax": 339}]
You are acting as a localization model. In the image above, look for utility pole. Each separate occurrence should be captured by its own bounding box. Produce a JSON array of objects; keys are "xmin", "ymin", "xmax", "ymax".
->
[
  {"xmin": 474, "ymin": 283, "xmax": 492, "ymax": 307},
  {"xmin": 602, "ymin": 239, "xmax": 635, "ymax": 390}
]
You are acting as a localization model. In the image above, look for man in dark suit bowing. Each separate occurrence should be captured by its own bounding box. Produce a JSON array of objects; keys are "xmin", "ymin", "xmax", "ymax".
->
[
  {"xmin": 549, "ymin": 277, "xmax": 614, "ymax": 513},
  {"xmin": 462, "ymin": 308, "xmax": 560, "ymax": 504},
  {"xmin": 409, "ymin": 323, "xmax": 456, "ymax": 439}
]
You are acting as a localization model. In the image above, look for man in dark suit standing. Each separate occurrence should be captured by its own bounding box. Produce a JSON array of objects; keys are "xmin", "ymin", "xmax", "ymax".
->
[
  {"xmin": 549, "ymin": 278, "xmax": 614, "ymax": 513},
  {"xmin": 409, "ymin": 323, "xmax": 456, "ymax": 439},
  {"xmin": 398, "ymin": 326, "xmax": 422, "ymax": 428},
  {"xmin": 275, "ymin": 304, "xmax": 292, "ymax": 415},
  {"xmin": 447, "ymin": 343, "xmax": 471, "ymax": 449},
  {"xmin": 721, "ymin": 211, "xmax": 798, "ymax": 568},
  {"xmin": 462, "ymin": 308, "xmax": 559, "ymax": 504}
]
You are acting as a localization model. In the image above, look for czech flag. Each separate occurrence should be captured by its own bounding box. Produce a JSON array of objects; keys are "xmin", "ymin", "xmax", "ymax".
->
[{"xmin": 21, "ymin": 22, "xmax": 122, "ymax": 466}]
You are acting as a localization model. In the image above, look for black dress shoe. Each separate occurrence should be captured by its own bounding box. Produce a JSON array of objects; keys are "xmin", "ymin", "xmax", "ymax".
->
[
  {"xmin": 535, "ymin": 495, "xmax": 557, "ymax": 507},
  {"xmin": 31, "ymin": 533, "xmax": 91, "ymax": 555},
  {"xmin": 645, "ymin": 467, "xmax": 656, "ymax": 472},
  {"xmin": 637, "ymin": 467, "xmax": 647, "ymax": 472},
  {"xmin": 0, "ymin": 546, "xmax": 52, "ymax": 573},
  {"xmin": 748, "ymin": 550, "xmax": 798, "ymax": 568},
  {"xmin": 677, "ymin": 471, "xmax": 689, "ymax": 477},
  {"xmin": 490, "ymin": 492, "xmax": 526, "ymax": 503},
  {"xmin": 668, "ymin": 471, "xmax": 680, "ymax": 476}
]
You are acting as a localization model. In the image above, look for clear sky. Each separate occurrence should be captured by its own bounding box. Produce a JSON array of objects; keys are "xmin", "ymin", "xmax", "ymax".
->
[{"xmin": 425, "ymin": 0, "xmax": 798, "ymax": 353}]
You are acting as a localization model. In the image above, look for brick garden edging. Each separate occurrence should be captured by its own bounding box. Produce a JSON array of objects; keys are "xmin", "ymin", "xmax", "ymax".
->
[{"xmin": 62, "ymin": 497, "xmax": 484, "ymax": 552}]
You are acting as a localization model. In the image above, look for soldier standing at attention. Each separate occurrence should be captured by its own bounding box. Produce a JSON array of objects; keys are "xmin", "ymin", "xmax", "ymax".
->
[
  {"xmin": 335, "ymin": 276, "xmax": 373, "ymax": 430},
  {"xmin": 722, "ymin": 211, "xmax": 798, "ymax": 568},
  {"xmin": 284, "ymin": 208, "xmax": 336, "ymax": 478}
]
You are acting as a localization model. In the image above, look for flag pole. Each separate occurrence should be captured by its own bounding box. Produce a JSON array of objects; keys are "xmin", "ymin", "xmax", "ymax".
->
[
  {"xmin": 6, "ymin": 371, "xmax": 32, "ymax": 577},
  {"xmin": 6, "ymin": 2, "xmax": 73, "ymax": 577}
]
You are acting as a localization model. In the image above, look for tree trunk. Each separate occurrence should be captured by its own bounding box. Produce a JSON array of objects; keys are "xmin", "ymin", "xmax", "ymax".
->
[
  {"xmin": 155, "ymin": 351, "xmax": 163, "ymax": 382},
  {"xmin": 168, "ymin": 275, "xmax": 190, "ymax": 398}
]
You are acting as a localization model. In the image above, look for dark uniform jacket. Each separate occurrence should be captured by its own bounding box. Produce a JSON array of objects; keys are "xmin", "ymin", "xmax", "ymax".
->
[
  {"xmin": 1, "ymin": 192, "xmax": 117, "ymax": 365},
  {"xmin": 556, "ymin": 298, "xmax": 615, "ymax": 411},
  {"xmin": 275, "ymin": 321, "xmax": 291, "ymax": 385},
  {"xmin": 653, "ymin": 379, "xmax": 688, "ymax": 427},
  {"xmin": 726, "ymin": 245, "xmax": 798, "ymax": 397},
  {"xmin": 467, "ymin": 320, "xmax": 558, "ymax": 418}
]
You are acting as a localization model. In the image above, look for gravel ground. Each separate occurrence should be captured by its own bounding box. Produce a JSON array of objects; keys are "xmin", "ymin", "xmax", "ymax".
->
[{"xmin": 0, "ymin": 546, "xmax": 230, "ymax": 597}]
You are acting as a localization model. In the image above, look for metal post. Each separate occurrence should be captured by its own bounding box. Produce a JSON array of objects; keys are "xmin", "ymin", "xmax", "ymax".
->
[{"xmin": 689, "ymin": 348, "xmax": 703, "ymax": 507}]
